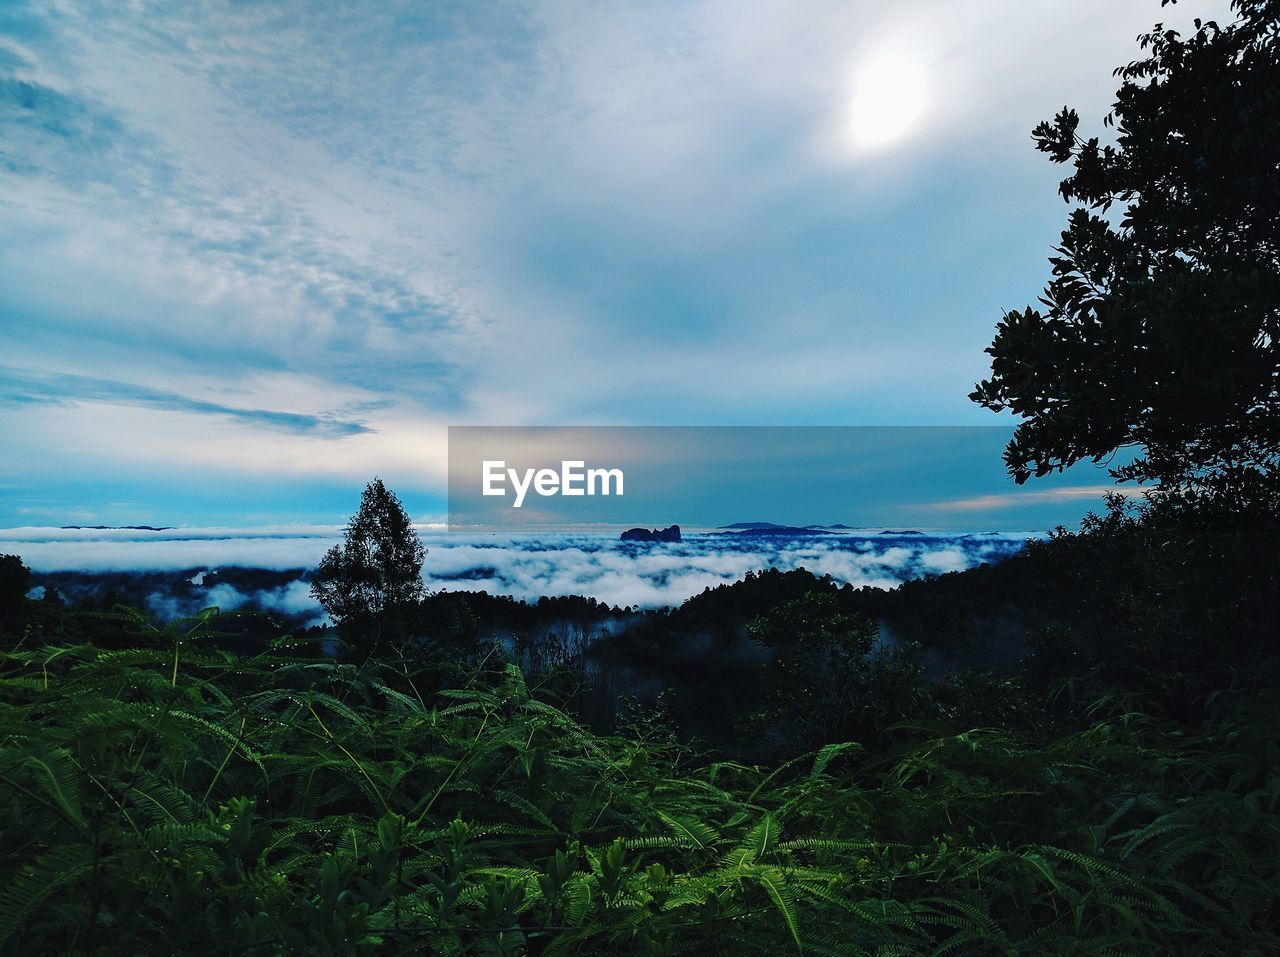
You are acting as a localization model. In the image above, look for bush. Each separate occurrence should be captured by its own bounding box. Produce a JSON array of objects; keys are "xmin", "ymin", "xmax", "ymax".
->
[{"xmin": 0, "ymin": 608, "xmax": 1276, "ymax": 954}]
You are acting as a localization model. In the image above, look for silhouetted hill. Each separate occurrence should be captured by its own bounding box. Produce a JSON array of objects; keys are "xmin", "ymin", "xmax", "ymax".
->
[
  {"xmin": 620, "ymin": 525, "xmax": 681, "ymax": 542},
  {"xmin": 719, "ymin": 525, "xmax": 834, "ymax": 537}
]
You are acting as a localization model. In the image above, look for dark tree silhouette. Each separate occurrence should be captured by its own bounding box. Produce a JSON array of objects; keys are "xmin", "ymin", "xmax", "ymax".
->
[
  {"xmin": 0, "ymin": 554, "xmax": 31, "ymax": 632},
  {"xmin": 971, "ymin": 0, "xmax": 1280, "ymax": 502},
  {"xmin": 311, "ymin": 478, "xmax": 426, "ymax": 658}
]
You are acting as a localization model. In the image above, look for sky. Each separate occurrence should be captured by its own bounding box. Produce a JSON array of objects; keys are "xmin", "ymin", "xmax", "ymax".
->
[{"xmin": 0, "ymin": 0, "xmax": 1231, "ymax": 528}]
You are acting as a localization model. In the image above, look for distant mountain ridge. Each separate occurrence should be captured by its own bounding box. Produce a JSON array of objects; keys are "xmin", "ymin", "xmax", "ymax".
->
[
  {"xmin": 715, "ymin": 523, "xmax": 942, "ymax": 537},
  {"xmin": 59, "ymin": 525, "xmax": 175, "ymax": 531},
  {"xmin": 716, "ymin": 524, "xmax": 855, "ymax": 529},
  {"xmin": 717, "ymin": 521, "xmax": 852, "ymax": 531}
]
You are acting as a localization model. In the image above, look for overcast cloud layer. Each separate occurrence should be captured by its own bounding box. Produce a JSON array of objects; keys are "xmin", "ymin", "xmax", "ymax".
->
[
  {"xmin": 8, "ymin": 525, "xmax": 1030, "ymax": 613},
  {"xmin": 0, "ymin": 1, "xmax": 1229, "ymax": 525}
]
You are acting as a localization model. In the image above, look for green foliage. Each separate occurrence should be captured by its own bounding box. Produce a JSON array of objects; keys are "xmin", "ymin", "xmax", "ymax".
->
[
  {"xmin": 741, "ymin": 592, "xmax": 932, "ymax": 751},
  {"xmin": 1012, "ymin": 492, "xmax": 1280, "ymax": 702},
  {"xmin": 311, "ymin": 478, "xmax": 427, "ymax": 660},
  {"xmin": 971, "ymin": 0, "xmax": 1280, "ymax": 497},
  {"xmin": 0, "ymin": 608, "xmax": 1276, "ymax": 954}
]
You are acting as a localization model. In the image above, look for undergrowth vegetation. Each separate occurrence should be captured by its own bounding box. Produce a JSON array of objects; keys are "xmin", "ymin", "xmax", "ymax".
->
[{"xmin": 1, "ymin": 606, "xmax": 1276, "ymax": 955}]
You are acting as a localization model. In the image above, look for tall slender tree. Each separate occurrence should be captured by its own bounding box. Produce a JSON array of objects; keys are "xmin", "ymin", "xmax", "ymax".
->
[
  {"xmin": 311, "ymin": 479, "xmax": 426, "ymax": 659},
  {"xmin": 0, "ymin": 555, "xmax": 30, "ymax": 634}
]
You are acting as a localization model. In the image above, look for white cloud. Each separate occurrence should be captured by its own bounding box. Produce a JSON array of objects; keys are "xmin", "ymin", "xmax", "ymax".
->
[
  {"xmin": 924, "ymin": 485, "xmax": 1142, "ymax": 513},
  {"xmin": 8, "ymin": 525, "xmax": 1032, "ymax": 611},
  {"xmin": 1, "ymin": 526, "xmax": 341, "ymax": 570}
]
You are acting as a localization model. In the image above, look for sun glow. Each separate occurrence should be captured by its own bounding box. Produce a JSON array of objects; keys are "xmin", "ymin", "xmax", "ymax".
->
[{"xmin": 850, "ymin": 53, "xmax": 929, "ymax": 149}]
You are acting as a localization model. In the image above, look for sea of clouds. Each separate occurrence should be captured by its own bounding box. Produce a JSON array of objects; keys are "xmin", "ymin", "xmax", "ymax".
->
[{"xmin": 1, "ymin": 525, "xmax": 1034, "ymax": 619}]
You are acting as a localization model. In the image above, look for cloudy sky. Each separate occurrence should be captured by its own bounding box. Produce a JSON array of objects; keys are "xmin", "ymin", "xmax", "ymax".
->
[{"xmin": 0, "ymin": 0, "xmax": 1228, "ymax": 527}]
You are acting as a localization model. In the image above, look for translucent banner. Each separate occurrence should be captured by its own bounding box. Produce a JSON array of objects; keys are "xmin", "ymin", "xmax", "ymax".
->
[{"xmin": 447, "ymin": 426, "xmax": 1127, "ymax": 532}]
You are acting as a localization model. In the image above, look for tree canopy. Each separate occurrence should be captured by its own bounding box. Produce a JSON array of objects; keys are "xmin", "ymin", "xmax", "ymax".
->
[
  {"xmin": 971, "ymin": 0, "xmax": 1280, "ymax": 501},
  {"xmin": 310, "ymin": 478, "xmax": 426, "ymax": 655}
]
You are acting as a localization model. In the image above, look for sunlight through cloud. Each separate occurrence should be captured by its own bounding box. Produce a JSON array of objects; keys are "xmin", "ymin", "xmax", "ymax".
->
[{"xmin": 849, "ymin": 52, "xmax": 929, "ymax": 149}]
